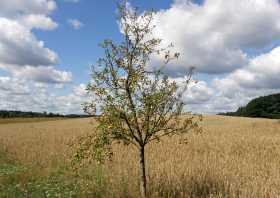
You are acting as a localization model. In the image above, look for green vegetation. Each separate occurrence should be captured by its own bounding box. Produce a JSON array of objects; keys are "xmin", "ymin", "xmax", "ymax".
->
[
  {"xmin": 0, "ymin": 148, "xmax": 116, "ymax": 198},
  {"xmin": 221, "ymin": 93, "xmax": 280, "ymax": 119},
  {"xmin": 0, "ymin": 110, "xmax": 91, "ymax": 119},
  {"xmin": 0, "ymin": 110, "xmax": 61, "ymax": 118},
  {"xmin": 0, "ymin": 149, "xmax": 75, "ymax": 198},
  {"xmin": 76, "ymin": 3, "xmax": 201, "ymax": 198}
]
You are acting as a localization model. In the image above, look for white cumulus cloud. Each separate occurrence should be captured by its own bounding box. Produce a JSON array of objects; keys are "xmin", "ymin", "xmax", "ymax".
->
[
  {"xmin": 0, "ymin": 18, "xmax": 58, "ymax": 67},
  {"xmin": 64, "ymin": 0, "xmax": 80, "ymax": 3},
  {"xmin": 68, "ymin": 19, "xmax": 84, "ymax": 29},
  {"xmin": 150, "ymin": 0, "xmax": 280, "ymax": 76},
  {"xmin": 0, "ymin": 0, "xmax": 72, "ymax": 84},
  {"xmin": 0, "ymin": 0, "xmax": 56, "ymax": 17}
]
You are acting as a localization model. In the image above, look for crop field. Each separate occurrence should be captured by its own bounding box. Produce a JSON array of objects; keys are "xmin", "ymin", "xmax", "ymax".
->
[
  {"xmin": 0, "ymin": 117, "xmax": 66, "ymax": 125},
  {"xmin": 0, "ymin": 116, "xmax": 280, "ymax": 197}
]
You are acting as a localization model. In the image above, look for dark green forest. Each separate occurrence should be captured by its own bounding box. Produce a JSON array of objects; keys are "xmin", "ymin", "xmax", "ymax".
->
[
  {"xmin": 2, "ymin": 93, "xmax": 280, "ymax": 119},
  {"xmin": 0, "ymin": 110, "xmax": 91, "ymax": 119},
  {"xmin": 220, "ymin": 93, "xmax": 280, "ymax": 119}
]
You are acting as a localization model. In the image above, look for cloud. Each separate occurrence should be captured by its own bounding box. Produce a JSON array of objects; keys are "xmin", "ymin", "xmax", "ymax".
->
[
  {"xmin": 73, "ymin": 83, "xmax": 88, "ymax": 96},
  {"xmin": 1, "ymin": 0, "xmax": 280, "ymax": 114},
  {"xmin": 214, "ymin": 46, "xmax": 280, "ymax": 91},
  {"xmin": 8, "ymin": 65, "xmax": 72, "ymax": 84},
  {"xmin": 0, "ymin": 76, "xmax": 88, "ymax": 114},
  {"xmin": 182, "ymin": 81, "xmax": 214, "ymax": 104},
  {"xmin": 181, "ymin": 81, "xmax": 280, "ymax": 114},
  {"xmin": 0, "ymin": 0, "xmax": 73, "ymax": 85},
  {"xmin": 68, "ymin": 19, "xmax": 84, "ymax": 29},
  {"xmin": 0, "ymin": 77, "xmax": 30, "ymax": 95},
  {"xmin": 0, "ymin": 0, "xmax": 56, "ymax": 17},
  {"xmin": 180, "ymin": 46, "xmax": 280, "ymax": 114},
  {"xmin": 20, "ymin": 14, "xmax": 58, "ymax": 30},
  {"xmin": 131, "ymin": 0, "xmax": 280, "ymax": 114},
  {"xmin": 0, "ymin": 0, "xmax": 83, "ymax": 113},
  {"xmin": 0, "ymin": 1, "xmax": 92, "ymax": 114},
  {"xmin": 64, "ymin": 0, "xmax": 80, "ymax": 3},
  {"xmin": 164, "ymin": 42, "xmax": 280, "ymax": 114},
  {"xmin": 150, "ymin": 0, "xmax": 280, "ymax": 76},
  {"xmin": 0, "ymin": 18, "xmax": 58, "ymax": 67},
  {"xmin": 0, "ymin": 64, "xmax": 72, "ymax": 84}
]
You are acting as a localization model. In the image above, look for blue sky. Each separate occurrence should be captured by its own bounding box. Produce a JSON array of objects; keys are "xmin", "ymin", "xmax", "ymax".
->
[
  {"xmin": 34, "ymin": 0, "xmax": 175, "ymax": 84},
  {"xmin": 1, "ymin": 0, "xmax": 280, "ymax": 114}
]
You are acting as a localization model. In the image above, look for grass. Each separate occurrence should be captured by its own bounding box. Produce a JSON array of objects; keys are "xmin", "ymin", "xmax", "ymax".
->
[
  {"xmin": 0, "ymin": 146, "xmax": 80, "ymax": 198},
  {"xmin": 0, "ymin": 117, "xmax": 67, "ymax": 125},
  {"xmin": 0, "ymin": 116, "xmax": 280, "ymax": 197}
]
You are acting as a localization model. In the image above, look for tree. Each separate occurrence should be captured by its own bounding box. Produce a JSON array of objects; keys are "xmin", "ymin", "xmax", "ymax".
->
[{"xmin": 73, "ymin": 2, "xmax": 202, "ymax": 198}]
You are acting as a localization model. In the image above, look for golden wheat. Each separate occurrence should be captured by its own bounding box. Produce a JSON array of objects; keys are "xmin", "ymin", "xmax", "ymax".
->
[{"xmin": 0, "ymin": 116, "xmax": 280, "ymax": 197}]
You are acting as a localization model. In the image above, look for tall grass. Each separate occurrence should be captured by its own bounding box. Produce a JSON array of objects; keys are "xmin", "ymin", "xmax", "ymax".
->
[
  {"xmin": 0, "ymin": 117, "xmax": 67, "ymax": 125},
  {"xmin": 0, "ymin": 116, "xmax": 280, "ymax": 197}
]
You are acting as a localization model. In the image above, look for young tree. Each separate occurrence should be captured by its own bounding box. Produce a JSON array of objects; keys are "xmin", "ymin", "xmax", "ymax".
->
[{"xmin": 74, "ymin": 2, "xmax": 202, "ymax": 198}]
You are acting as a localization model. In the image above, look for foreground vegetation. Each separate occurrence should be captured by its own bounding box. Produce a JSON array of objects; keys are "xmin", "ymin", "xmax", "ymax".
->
[
  {"xmin": 0, "ymin": 116, "xmax": 280, "ymax": 197},
  {"xmin": 83, "ymin": 3, "xmax": 202, "ymax": 197}
]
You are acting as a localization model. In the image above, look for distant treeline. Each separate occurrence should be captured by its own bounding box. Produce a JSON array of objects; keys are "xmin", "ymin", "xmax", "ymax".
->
[
  {"xmin": 219, "ymin": 93, "xmax": 280, "ymax": 119},
  {"xmin": 0, "ymin": 110, "xmax": 92, "ymax": 119}
]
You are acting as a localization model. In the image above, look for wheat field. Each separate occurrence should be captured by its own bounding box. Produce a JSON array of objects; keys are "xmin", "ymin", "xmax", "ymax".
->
[{"xmin": 0, "ymin": 116, "xmax": 280, "ymax": 197}]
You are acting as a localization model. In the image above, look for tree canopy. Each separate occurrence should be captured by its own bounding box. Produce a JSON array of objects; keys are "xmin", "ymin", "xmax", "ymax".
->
[
  {"xmin": 73, "ymin": 2, "xmax": 202, "ymax": 197},
  {"xmin": 220, "ymin": 93, "xmax": 280, "ymax": 119}
]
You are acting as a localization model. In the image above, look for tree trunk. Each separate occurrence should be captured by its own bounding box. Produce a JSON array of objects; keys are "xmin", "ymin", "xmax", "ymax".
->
[{"xmin": 139, "ymin": 146, "xmax": 147, "ymax": 198}]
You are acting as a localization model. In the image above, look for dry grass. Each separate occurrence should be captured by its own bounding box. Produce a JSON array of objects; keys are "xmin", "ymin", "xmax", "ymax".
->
[
  {"xmin": 0, "ymin": 116, "xmax": 280, "ymax": 197},
  {"xmin": 0, "ymin": 117, "xmax": 66, "ymax": 125}
]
